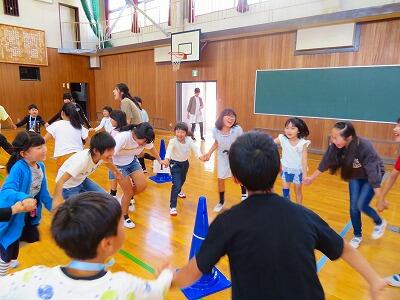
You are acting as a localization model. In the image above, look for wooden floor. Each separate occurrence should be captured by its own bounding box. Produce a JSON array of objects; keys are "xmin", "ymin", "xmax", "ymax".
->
[{"xmin": 1, "ymin": 128, "xmax": 399, "ymax": 300}]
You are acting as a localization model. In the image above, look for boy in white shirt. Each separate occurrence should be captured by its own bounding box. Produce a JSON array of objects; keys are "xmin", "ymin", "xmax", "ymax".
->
[
  {"xmin": 0, "ymin": 192, "xmax": 173, "ymax": 299},
  {"xmin": 53, "ymin": 132, "xmax": 121, "ymax": 206}
]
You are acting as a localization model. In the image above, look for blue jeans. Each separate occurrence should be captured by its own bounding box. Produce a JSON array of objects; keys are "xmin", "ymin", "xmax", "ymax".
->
[
  {"xmin": 62, "ymin": 178, "xmax": 105, "ymax": 200},
  {"xmin": 349, "ymin": 179, "xmax": 382, "ymax": 237},
  {"xmin": 170, "ymin": 160, "xmax": 189, "ymax": 208}
]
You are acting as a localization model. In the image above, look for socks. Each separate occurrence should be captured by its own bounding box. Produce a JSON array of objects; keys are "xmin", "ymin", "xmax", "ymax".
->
[
  {"xmin": 219, "ymin": 192, "xmax": 225, "ymax": 204},
  {"xmin": 110, "ymin": 190, "xmax": 117, "ymax": 196},
  {"xmin": 282, "ymin": 188, "xmax": 290, "ymax": 199},
  {"xmin": 240, "ymin": 185, "xmax": 247, "ymax": 196},
  {"xmin": 0, "ymin": 259, "xmax": 10, "ymax": 276}
]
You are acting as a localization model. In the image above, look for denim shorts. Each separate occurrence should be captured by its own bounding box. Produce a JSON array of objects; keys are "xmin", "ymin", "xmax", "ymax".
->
[{"xmin": 112, "ymin": 157, "xmax": 142, "ymax": 178}]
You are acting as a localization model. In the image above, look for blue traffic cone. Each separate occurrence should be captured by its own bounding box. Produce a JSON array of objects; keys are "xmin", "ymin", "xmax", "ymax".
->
[
  {"xmin": 149, "ymin": 139, "xmax": 172, "ymax": 183},
  {"xmin": 181, "ymin": 196, "xmax": 231, "ymax": 299}
]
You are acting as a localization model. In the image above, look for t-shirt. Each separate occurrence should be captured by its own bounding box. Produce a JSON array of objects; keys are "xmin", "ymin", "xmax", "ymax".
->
[
  {"xmin": 121, "ymin": 98, "xmax": 142, "ymax": 125},
  {"xmin": 141, "ymin": 109, "xmax": 149, "ymax": 123},
  {"xmin": 56, "ymin": 149, "xmax": 103, "ymax": 189},
  {"xmin": 113, "ymin": 131, "xmax": 153, "ymax": 166},
  {"xmin": 196, "ymin": 193, "xmax": 344, "ymax": 300},
  {"xmin": 278, "ymin": 134, "xmax": 311, "ymax": 171},
  {"xmin": 0, "ymin": 265, "xmax": 172, "ymax": 300},
  {"xmin": 29, "ymin": 164, "xmax": 43, "ymax": 197},
  {"xmin": 94, "ymin": 117, "xmax": 113, "ymax": 133},
  {"xmin": 395, "ymin": 156, "xmax": 400, "ymax": 171},
  {"xmin": 165, "ymin": 137, "xmax": 201, "ymax": 162},
  {"xmin": 212, "ymin": 125, "xmax": 243, "ymax": 154},
  {"xmin": 46, "ymin": 120, "xmax": 89, "ymax": 157},
  {"xmin": 0, "ymin": 106, "xmax": 9, "ymax": 121}
]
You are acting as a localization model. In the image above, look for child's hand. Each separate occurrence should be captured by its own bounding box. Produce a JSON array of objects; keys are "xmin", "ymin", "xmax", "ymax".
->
[
  {"xmin": 89, "ymin": 128, "xmax": 95, "ymax": 132},
  {"xmin": 52, "ymin": 197, "xmax": 64, "ymax": 211},
  {"xmin": 377, "ymin": 199, "xmax": 389, "ymax": 212},
  {"xmin": 21, "ymin": 198, "xmax": 37, "ymax": 212},
  {"xmin": 44, "ymin": 123, "xmax": 49, "ymax": 127},
  {"xmin": 11, "ymin": 124, "xmax": 17, "ymax": 130},
  {"xmin": 369, "ymin": 277, "xmax": 387, "ymax": 300},
  {"xmin": 113, "ymin": 170, "xmax": 122, "ymax": 180},
  {"xmin": 303, "ymin": 177, "xmax": 313, "ymax": 185},
  {"xmin": 161, "ymin": 160, "xmax": 169, "ymax": 167}
]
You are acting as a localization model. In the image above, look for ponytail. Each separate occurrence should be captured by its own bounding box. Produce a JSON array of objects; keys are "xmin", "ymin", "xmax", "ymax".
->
[
  {"xmin": 62, "ymin": 103, "xmax": 82, "ymax": 129},
  {"xmin": 121, "ymin": 122, "xmax": 155, "ymax": 144},
  {"xmin": 115, "ymin": 83, "xmax": 141, "ymax": 110}
]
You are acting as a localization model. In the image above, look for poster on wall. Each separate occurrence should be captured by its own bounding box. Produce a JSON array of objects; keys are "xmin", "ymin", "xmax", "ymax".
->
[{"xmin": 0, "ymin": 24, "xmax": 48, "ymax": 66}]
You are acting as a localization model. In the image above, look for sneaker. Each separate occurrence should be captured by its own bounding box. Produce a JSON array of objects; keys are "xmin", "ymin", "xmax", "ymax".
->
[
  {"xmin": 178, "ymin": 192, "xmax": 186, "ymax": 198},
  {"xmin": 387, "ymin": 274, "xmax": 400, "ymax": 287},
  {"xmin": 131, "ymin": 197, "xmax": 135, "ymax": 204},
  {"xmin": 201, "ymin": 137, "xmax": 205, "ymax": 141},
  {"xmin": 191, "ymin": 137, "xmax": 196, "ymax": 141},
  {"xmin": 9, "ymin": 260, "xmax": 19, "ymax": 269},
  {"xmin": 371, "ymin": 219, "xmax": 387, "ymax": 240},
  {"xmin": 143, "ymin": 169, "xmax": 148, "ymax": 174},
  {"xmin": 129, "ymin": 201, "xmax": 135, "ymax": 212},
  {"xmin": 349, "ymin": 236, "xmax": 362, "ymax": 249},
  {"xmin": 170, "ymin": 208, "xmax": 177, "ymax": 216},
  {"xmin": 241, "ymin": 194, "xmax": 248, "ymax": 201},
  {"xmin": 213, "ymin": 202, "xmax": 224, "ymax": 213},
  {"xmin": 124, "ymin": 218, "xmax": 136, "ymax": 229}
]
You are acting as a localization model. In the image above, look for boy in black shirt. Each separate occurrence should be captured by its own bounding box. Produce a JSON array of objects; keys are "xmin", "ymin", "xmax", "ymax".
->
[
  {"xmin": 16, "ymin": 104, "xmax": 48, "ymax": 134},
  {"xmin": 172, "ymin": 131, "xmax": 386, "ymax": 299}
]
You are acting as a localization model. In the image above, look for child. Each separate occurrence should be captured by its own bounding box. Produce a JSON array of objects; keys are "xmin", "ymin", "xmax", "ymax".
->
[
  {"xmin": 274, "ymin": 117, "xmax": 310, "ymax": 204},
  {"xmin": 0, "ymin": 105, "xmax": 17, "ymax": 130},
  {"xmin": 113, "ymin": 122, "xmax": 163, "ymax": 229},
  {"xmin": 377, "ymin": 117, "xmax": 400, "ymax": 287},
  {"xmin": 108, "ymin": 110, "xmax": 127, "ymax": 198},
  {"xmin": 45, "ymin": 103, "xmax": 89, "ymax": 169},
  {"xmin": 53, "ymin": 132, "xmax": 121, "ymax": 206},
  {"xmin": 162, "ymin": 122, "xmax": 203, "ymax": 216},
  {"xmin": 172, "ymin": 131, "xmax": 387, "ymax": 299},
  {"xmin": 16, "ymin": 104, "xmax": 48, "ymax": 134},
  {"xmin": 304, "ymin": 121, "xmax": 386, "ymax": 249},
  {"xmin": 90, "ymin": 106, "xmax": 113, "ymax": 133},
  {"xmin": 0, "ymin": 192, "xmax": 173, "ymax": 298},
  {"xmin": 0, "ymin": 131, "xmax": 52, "ymax": 276},
  {"xmin": 0, "ymin": 198, "xmax": 37, "ymax": 222},
  {"xmin": 202, "ymin": 108, "xmax": 246, "ymax": 212}
]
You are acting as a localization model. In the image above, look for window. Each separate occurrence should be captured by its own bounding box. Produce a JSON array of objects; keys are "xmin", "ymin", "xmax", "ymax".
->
[
  {"xmin": 19, "ymin": 66, "xmax": 40, "ymax": 81},
  {"xmin": 195, "ymin": 0, "xmax": 269, "ymax": 16},
  {"xmin": 109, "ymin": 0, "xmax": 169, "ymax": 33}
]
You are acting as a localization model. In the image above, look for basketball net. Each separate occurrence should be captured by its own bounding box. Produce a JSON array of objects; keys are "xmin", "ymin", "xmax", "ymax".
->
[{"xmin": 170, "ymin": 52, "xmax": 187, "ymax": 71}]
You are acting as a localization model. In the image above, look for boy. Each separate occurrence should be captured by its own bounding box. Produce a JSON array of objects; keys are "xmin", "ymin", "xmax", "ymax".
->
[
  {"xmin": 378, "ymin": 117, "xmax": 400, "ymax": 287},
  {"xmin": 16, "ymin": 104, "xmax": 48, "ymax": 134},
  {"xmin": 53, "ymin": 131, "xmax": 121, "ymax": 206},
  {"xmin": 172, "ymin": 131, "xmax": 386, "ymax": 299},
  {"xmin": 0, "ymin": 192, "xmax": 173, "ymax": 298}
]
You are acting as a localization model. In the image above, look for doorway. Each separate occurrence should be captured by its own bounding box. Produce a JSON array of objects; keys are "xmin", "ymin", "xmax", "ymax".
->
[
  {"xmin": 176, "ymin": 81, "xmax": 217, "ymax": 139},
  {"xmin": 69, "ymin": 82, "xmax": 89, "ymax": 120}
]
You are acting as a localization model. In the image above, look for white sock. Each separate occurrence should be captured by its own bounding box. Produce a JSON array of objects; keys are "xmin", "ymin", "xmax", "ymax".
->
[{"xmin": 0, "ymin": 259, "xmax": 10, "ymax": 276}]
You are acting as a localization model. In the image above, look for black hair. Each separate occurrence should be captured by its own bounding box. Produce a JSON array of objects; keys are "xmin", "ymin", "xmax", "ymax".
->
[
  {"xmin": 134, "ymin": 96, "xmax": 142, "ymax": 104},
  {"xmin": 89, "ymin": 132, "xmax": 116, "ymax": 156},
  {"xmin": 51, "ymin": 192, "xmax": 121, "ymax": 260},
  {"xmin": 110, "ymin": 110, "xmax": 127, "ymax": 131},
  {"xmin": 174, "ymin": 122, "xmax": 193, "ymax": 137},
  {"xmin": 229, "ymin": 131, "xmax": 280, "ymax": 191},
  {"xmin": 62, "ymin": 103, "xmax": 82, "ymax": 130},
  {"xmin": 6, "ymin": 131, "xmax": 45, "ymax": 173},
  {"xmin": 63, "ymin": 93, "xmax": 74, "ymax": 101},
  {"xmin": 194, "ymin": 88, "xmax": 200, "ymax": 93},
  {"xmin": 121, "ymin": 122, "xmax": 155, "ymax": 144},
  {"xmin": 28, "ymin": 104, "xmax": 38, "ymax": 110},
  {"xmin": 115, "ymin": 83, "xmax": 141, "ymax": 110},
  {"xmin": 397, "ymin": 117, "xmax": 400, "ymax": 124},
  {"xmin": 284, "ymin": 117, "xmax": 309, "ymax": 139},
  {"xmin": 325, "ymin": 121, "xmax": 358, "ymax": 180},
  {"xmin": 103, "ymin": 106, "xmax": 113, "ymax": 114},
  {"xmin": 215, "ymin": 108, "xmax": 238, "ymax": 130}
]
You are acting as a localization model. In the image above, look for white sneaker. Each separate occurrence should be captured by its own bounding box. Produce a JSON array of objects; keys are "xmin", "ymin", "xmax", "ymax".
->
[
  {"xmin": 124, "ymin": 218, "xmax": 135, "ymax": 229},
  {"xmin": 131, "ymin": 197, "xmax": 135, "ymax": 204},
  {"xmin": 241, "ymin": 194, "xmax": 248, "ymax": 201},
  {"xmin": 349, "ymin": 236, "xmax": 362, "ymax": 249},
  {"xmin": 170, "ymin": 208, "xmax": 177, "ymax": 216},
  {"xmin": 129, "ymin": 200, "xmax": 135, "ymax": 212},
  {"xmin": 213, "ymin": 202, "xmax": 224, "ymax": 213},
  {"xmin": 178, "ymin": 192, "xmax": 186, "ymax": 198},
  {"xmin": 387, "ymin": 274, "xmax": 400, "ymax": 287},
  {"xmin": 371, "ymin": 219, "xmax": 387, "ymax": 240},
  {"xmin": 9, "ymin": 260, "xmax": 19, "ymax": 269}
]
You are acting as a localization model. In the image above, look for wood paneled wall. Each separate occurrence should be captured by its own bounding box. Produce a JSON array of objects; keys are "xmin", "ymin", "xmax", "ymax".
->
[{"xmin": 0, "ymin": 48, "xmax": 95, "ymax": 124}]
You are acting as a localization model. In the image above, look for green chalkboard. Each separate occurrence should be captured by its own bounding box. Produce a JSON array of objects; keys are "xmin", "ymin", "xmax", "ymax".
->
[{"xmin": 254, "ymin": 65, "xmax": 400, "ymax": 123}]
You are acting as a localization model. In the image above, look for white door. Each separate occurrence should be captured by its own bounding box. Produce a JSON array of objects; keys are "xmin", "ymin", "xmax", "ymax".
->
[{"xmin": 59, "ymin": 5, "xmax": 78, "ymax": 49}]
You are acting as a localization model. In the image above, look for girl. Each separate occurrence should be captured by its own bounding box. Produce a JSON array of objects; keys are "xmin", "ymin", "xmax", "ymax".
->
[
  {"xmin": 113, "ymin": 122, "xmax": 163, "ymax": 228},
  {"xmin": 203, "ymin": 109, "xmax": 245, "ymax": 212},
  {"xmin": 274, "ymin": 117, "xmax": 310, "ymax": 204},
  {"xmin": 108, "ymin": 110, "xmax": 127, "ymax": 199},
  {"xmin": 45, "ymin": 103, "xmax": 89, "ymax": 169},
  {"xmin": 90, "ymin": 106, "xmax": 113, "ymax": 133},
  {"xmin": 304, "ymin": 121, "xmax": 386, "ymax": 249},
  {"xmin": 113, "ymin": 83, "xmax": 142, "ymax": 125},
  {"xmin": 162, "ymin": 122, "xmax": 203, "ymax": 216},
  {"xmin": 0, "ymin": 131, "xmax": 52, "ymax": 276}
]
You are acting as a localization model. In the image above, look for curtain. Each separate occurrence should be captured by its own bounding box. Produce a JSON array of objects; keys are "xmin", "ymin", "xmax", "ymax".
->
[
  {"xmin": 168, "ymin": 0, "xmax": 172, "ymax": 26},
  {"xmin": 131, "ymin": 0, "xmax": 140, "ymax": 33},
  {"xmin": 104, "ymin": 0, "xmax": 111, "ymax": 39},
  {"xmin": 236, "ymin": 0, "xmax": 249, "ymax": 13},
  {"xmin": 188, "ymin": 0, "xmax": 195, "ymax": 23}
]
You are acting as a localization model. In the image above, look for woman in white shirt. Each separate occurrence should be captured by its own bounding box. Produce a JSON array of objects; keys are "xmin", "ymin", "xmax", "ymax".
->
[
  {"xmin": 113, "ymin": 122, "xmax": 162, "ymax": 229},
  {"xmin": 45, "ymin": 103, "xmax": 88, "ymax": 169}
]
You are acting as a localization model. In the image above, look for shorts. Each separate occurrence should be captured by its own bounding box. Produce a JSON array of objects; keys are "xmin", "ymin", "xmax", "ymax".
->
[
  {"xmin": 281, "ymin": 166, "xmax": 303, "ymax": 184},
  {"xmin": 114, "ymin": 157, "xmax": 142, "ymax": 178},
  {"xmin": 0, "ymin": 224, "xmax": 39, "ymax": 262}
]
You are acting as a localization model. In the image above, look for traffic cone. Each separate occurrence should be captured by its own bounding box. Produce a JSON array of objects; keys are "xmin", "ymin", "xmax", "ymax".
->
[
  {"xmin": 181, "ymin": 196, "xmax": 231, "ymax": 299},
  {"xmin": 149, "ymin": 139, "xmax": 172, "ymax": 183}
]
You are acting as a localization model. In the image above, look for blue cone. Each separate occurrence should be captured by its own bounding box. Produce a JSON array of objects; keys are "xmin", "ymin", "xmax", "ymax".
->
[
  {"xmin": 181, "ymin": 196, "xmax": 231, "ymax": 299},
  {"xmin": 149, "ymin": 139, "xmax": 172, "ymax": 183}
]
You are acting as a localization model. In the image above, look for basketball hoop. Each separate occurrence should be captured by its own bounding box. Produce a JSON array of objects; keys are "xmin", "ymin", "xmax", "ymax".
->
[{"xmin": 169, "ymin": 51, "xmax": 187, "ymax": 71}]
